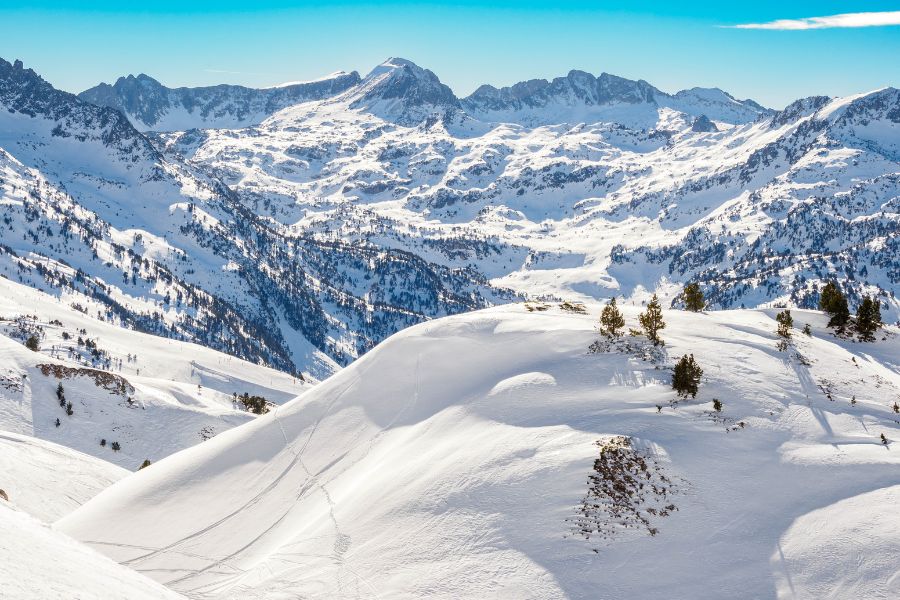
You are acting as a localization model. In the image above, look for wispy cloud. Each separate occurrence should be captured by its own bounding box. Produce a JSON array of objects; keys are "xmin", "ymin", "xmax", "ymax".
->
[{"xmin": 726, "ymin": 10, "xmax": 900, "ymax": 30}]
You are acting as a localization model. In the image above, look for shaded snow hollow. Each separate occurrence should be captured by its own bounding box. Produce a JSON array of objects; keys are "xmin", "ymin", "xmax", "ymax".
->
[{"xmin": 58, "ymin": 304, "xmax": 900, "ymax": 599}]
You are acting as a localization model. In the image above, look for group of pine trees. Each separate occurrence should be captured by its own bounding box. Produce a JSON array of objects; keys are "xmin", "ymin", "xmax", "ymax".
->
[
  {"xmin": 56, "ymin": 382, "xmax": 73, "ymax": 417},
  {"xmin": 596, "ymin": 278, "xmax": 885, "ymax": 405},
  {"xmin": 818, "ymin": 281, "xmax": 882, "ymax": 340},
  {"xmin": 598, "ymin": 285, "xmax": 702, "ymax": 400},
  {"xmin": 233, "ymin": 392, "xmax": 270, "ymax": 415},
  {"xmin": 599, "ymin": 294, "xmax": 665, "ymax": 345}
]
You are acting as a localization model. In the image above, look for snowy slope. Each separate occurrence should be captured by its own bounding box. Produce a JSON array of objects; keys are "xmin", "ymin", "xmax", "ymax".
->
[
  {"xmin": 59, "ymin": 304, "xmax": 900, "ymax": 599},
  {"xmin": 0, "ymin": 277, "xmax": 309, "ymax": 469},
  {"xmin": 0, "ymin": 429, "xmax": 127, "ymax": 522},
  {"xmin": 0, "ymin": 504, "xmax": 185, "ymax": 600}
]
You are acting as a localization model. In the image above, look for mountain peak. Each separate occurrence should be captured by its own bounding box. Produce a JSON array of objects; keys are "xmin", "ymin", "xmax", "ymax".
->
[{"xmin": 349, "ymin": 57, "xmax": 460, "ymax": 124}]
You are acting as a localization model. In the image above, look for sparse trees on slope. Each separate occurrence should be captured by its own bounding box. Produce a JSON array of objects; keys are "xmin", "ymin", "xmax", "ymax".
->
[
  {"xmin": 683, "ymin": 283, "xmax": 705, "ymax": 312},
  {"xmin": 819, "ymin": 282, "xmax": 850, "ymax": 328},
  {"xmin": 673, "ymin": 354, "xmax": 703, "ymax": 398},
  {"xmin": 855, "ymin": 296, "xmax": 882, "ymax": 341},
  {"xmin": 239, "ymin": 393, "xmax": 270, "ymax": 415},
  {"xmin": 776, "ymin": 310, "xmax": 793, "ymax": 339},
  {"xmin": 599, "ymin": 297, "xmax": 625, "ymax": 337},
  {"xmin": 25, "ymin": 335, "xmax": 39, "ymax": 352},
  {"xmin": 639, "ymin": 295, "xmax": 665, "ymax": 346}
]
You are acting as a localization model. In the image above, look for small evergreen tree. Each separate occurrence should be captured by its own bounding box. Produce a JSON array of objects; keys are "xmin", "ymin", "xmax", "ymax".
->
[
  {"xmin": 100, "ymin": 439, "xmax": 106, "ymax": 447},
  {"xmin": 111, "ymin": 441, "xmax": 120, "ymax": 452},
  {"xmin": 672, "ymin": 354, "xmax": 703, "ymax": 398},
  {"xmin": 855, "ymin": 295, "xmax": 882, "ymax": 341},
  {"xmin": 639, "ymin": 294, "xmax": 666, "ymax": 346},
  {"xmin": 25, "ymin": 335, "xmax": 39, "ymax": 352},
  {"xmin": 683, "ymin": 283, "xmax": 705, "ymax": 312},
  {"xmin": 802, "ymin": 323, "xmax": 812, "ymax": 336},
  {"xmin": 239, "ymin": 393, "xmax": 270, "ymax": 415},
  {"xmin": 55, "ymin": 417, "xmax": 60, "ymax": 428},
  {"xmin": 712, "ymin": 399, "xmax": 722, "ymax": 412},
  {"xmin": 599, "ymin": 297, "xmax": 625, "ymax": 337},
  {"xmin": 138, "ymin": 459, "xmax": 152, "ymax": 470},
  {"xmin": 776, "ymin": 310, "xmax": 793, "ymax": 339},
  {"xmin": 65, "ymin": 401, "xmax": 73, "ymax": 416},
  {"xmin": 818, "ymin": 281, "xmax": 850, "ymax": 327}
]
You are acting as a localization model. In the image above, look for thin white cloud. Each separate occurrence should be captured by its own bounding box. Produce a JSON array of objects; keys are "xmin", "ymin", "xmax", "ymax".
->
[{"xmin": 726, "ymin": 10, "xmax": 900, "ymax": 30}]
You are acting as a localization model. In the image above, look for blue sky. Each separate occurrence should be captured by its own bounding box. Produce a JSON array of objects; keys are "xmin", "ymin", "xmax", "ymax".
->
[{"xmin": 1, "ymin": 1, "xmax": 898, "ymax": 108}]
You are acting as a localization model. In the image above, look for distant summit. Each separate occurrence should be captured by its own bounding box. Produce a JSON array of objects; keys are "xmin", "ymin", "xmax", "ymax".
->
[{"xmin": 79, "ymin": 70, "xmax": 361, "ymax": 131}]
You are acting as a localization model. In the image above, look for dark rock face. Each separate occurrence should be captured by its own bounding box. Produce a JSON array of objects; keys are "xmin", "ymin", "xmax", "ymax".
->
[
  {"xmin": 0, "ymin": 57, "xmax": 160, "ymax": 163},
  {"xmin": 691, "ymin": 115, "xmax": 718, "ymax": 132},
  {"xmin": 463, "ymin": 70, "xmax": 659, "ymax": 113},
  {"xmin": 79, "ymin": 71, "xmax": 362, "ymax": 131}
]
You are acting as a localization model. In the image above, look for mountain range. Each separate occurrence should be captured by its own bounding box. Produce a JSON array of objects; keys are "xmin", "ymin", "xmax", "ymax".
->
[{"xmin": 1, "ymin": 54, "xmax": 897, "ymax": 378}]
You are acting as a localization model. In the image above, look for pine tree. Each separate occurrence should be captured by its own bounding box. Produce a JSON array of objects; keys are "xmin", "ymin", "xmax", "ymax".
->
[
  {"xmin": 683, "ymin": 283, "xmax": 705, "ymax": 312},
  {"xmin": 55, "ymin": 418, "xmax": 60, "ymax": 428},
  {"xmin": 25, "ymin": 335, "xmax": 39, "ymax": 352},
  {"xmin": 855, "ymin": 295, "xmax": 882, "ymax": 341},
  {"xmin": 639, "ymin": 294, "xmax": 666, "ymax": 346},
  {"xmin": 599, "ymin": 297, "xmax": 625, "ymax": 337},
  {"xmin": 138, "ymin": 459, "xmax": 152, "ymax": 470},
  {"xmin": 818, "ymin": 281, "xmax": 850, "ymax": 328},
  {"xmin": 672, "ymin": 354, "xmax": 703, "ymax": 398},
  {"xmin": 776, "ymin": 309, "xmax": 793, "ymax": 339}
]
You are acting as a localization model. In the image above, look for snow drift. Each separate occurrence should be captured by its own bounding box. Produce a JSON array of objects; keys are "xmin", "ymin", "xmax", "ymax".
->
[{"xmin": 59, "ymin": 304, "xmax": 900, "ymax": 599}]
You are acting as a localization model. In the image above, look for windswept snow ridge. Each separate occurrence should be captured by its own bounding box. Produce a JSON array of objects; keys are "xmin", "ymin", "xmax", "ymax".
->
[{"xmin": 59, "ymin": 305, "xmax": 900, "ymax": 599}]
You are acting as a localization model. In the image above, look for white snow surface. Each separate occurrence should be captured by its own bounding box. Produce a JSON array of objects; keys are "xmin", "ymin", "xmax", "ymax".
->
[
  {"xmin": 0, "ymin": 503, "xmax": 185, "ymax": 599},
  {"xmin": 0, "ymin": 429, "xmax": 127, "ymax": 522},
  {"xmin": 59, "ymin": 304, "xmax": 900, "ymax": 599}
]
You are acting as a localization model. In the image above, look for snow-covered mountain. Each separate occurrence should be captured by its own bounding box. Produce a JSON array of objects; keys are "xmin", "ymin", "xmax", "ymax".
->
[
  {"xmin": 79, "ymin": 71, "xmax": 361, "ymax": 131},
  {"xmin": 58, "ymin": 304, "xmax": 900, "ymax": 598},
  {"xmin": 154, "ymin": 57, "xmax": 897, "ymax": 325},
  {"xmin": 1, "ymin": 57, "xmax": 508, "ymax": 380},
  {"xmin": 1, "ymin": 54, "xmax": 898, "ymax": 383},
  {"xmin": 462, "ymin": 70, "xmax": 772, "ymax": 129}
]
